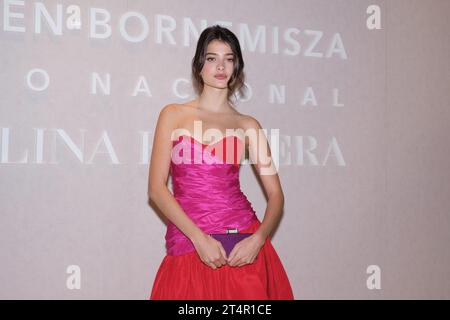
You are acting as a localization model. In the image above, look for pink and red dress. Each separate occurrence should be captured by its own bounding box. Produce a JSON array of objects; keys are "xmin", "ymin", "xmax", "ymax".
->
[{"xmin": 149, "ymin": 134, "xmax": 294, "ymax": 299}]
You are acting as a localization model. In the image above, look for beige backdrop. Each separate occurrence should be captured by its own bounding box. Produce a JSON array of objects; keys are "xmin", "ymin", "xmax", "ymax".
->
[{"xmin": 1, "ymin": 0, "xmax": 449, "ymax": 299}]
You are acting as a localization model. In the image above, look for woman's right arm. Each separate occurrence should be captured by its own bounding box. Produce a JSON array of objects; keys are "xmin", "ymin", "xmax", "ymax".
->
[{"xmin": 147, "ymin": 104, "xmax": 227, "ymax": 269}]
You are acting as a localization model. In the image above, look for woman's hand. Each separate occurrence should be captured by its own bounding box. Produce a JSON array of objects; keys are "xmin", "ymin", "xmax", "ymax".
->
[
  {"xmin": 191, "ymin": 233, "xmax": 228, "ymax": 269},
  {"xmin": 227, "ymin": 233, "xmax": 265, "ymax": 267}
]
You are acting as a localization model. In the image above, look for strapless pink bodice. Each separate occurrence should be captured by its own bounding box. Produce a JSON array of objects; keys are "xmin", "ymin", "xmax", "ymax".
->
[{"xmin": 165, "ymin": 135, "xmax": 258, "ymax": 256}]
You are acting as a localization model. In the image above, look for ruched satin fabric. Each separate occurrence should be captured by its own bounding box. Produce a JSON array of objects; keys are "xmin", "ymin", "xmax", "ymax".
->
[
  {"xmin": 166, "ymin": 134, "xmax": 258, "ymax": 256},
  {"xmin": 150, "ymin": 134, "xmax": 294, "ymax": 299}
]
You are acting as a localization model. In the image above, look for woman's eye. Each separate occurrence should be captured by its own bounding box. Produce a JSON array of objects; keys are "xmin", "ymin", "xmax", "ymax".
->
[{"xmin": 206, "ymin": 57, "xmax": 234, "ymax": 62}]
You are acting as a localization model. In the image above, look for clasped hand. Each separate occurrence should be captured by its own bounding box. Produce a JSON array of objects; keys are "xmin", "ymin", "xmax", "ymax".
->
[{"xmin": 192, "ymin": 233, "xmax": 265, "ymax": 269}]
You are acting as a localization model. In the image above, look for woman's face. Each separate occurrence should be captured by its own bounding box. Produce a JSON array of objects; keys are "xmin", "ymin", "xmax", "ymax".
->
[{"xmin": 200, "ymin": 40, "xmax": 235, "ymax": 89}]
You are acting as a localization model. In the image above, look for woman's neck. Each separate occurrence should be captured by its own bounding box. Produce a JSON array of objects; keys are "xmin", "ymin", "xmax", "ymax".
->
[{"xmin": 196, "ymin": 87, "xmax": 232, "ymax": 113}]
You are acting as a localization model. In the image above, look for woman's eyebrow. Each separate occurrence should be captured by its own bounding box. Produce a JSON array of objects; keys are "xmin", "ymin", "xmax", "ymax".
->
[{"xmin": 206, "ymin": 52, "xmax": 235, "ymax": 56}]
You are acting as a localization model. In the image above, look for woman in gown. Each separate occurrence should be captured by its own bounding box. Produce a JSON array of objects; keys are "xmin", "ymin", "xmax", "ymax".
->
[{"xmin": 148, "ymin": 25, "xmax": 294, "ymax": 300}]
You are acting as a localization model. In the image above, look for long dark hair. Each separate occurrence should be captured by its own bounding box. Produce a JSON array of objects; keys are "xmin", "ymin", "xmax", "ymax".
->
[{"xmin": 191, "ymin": 25, "xmax": 247, "ymax": 104}]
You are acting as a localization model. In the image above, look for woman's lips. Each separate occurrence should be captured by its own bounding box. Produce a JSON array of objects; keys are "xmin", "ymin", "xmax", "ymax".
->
[{"xmin": 214, "ymin": 75, "xmax": 227, "ymax": 79}]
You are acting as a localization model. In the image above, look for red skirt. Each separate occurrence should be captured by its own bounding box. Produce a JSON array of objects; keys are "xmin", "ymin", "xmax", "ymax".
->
[{"xmin": 149, "ymin": 219, "xmax": 294, "ymax": 300}]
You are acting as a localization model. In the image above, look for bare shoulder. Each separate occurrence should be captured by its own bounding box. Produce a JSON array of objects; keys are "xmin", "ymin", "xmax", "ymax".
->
[
  {"xmin": 156, "ymin": 103, "xmax": 183, "ymax": 127},
  {"xmin": 166, "ymin": 101, "xmax": 197, "ymax": 116},
  {"xmin": 173, "ymin": 99, "xmax": 197, "ymax": 109},
  {"xmin": 239, "ymin": 113, "xmax": 264, "ymax": 131},
  {"xmin": 158, "ymin": 103, "xmax": 177, "ymax": 116}
]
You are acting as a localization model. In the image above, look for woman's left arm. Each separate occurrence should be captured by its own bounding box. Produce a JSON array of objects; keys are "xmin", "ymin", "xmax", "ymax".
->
[
  {"xmin": 227, "ymin": 116, "xmax": 284, "ymax": 267},
  {"xmin": 246, "ymin": 116, "xmax": 284, "ymax": 241}
]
